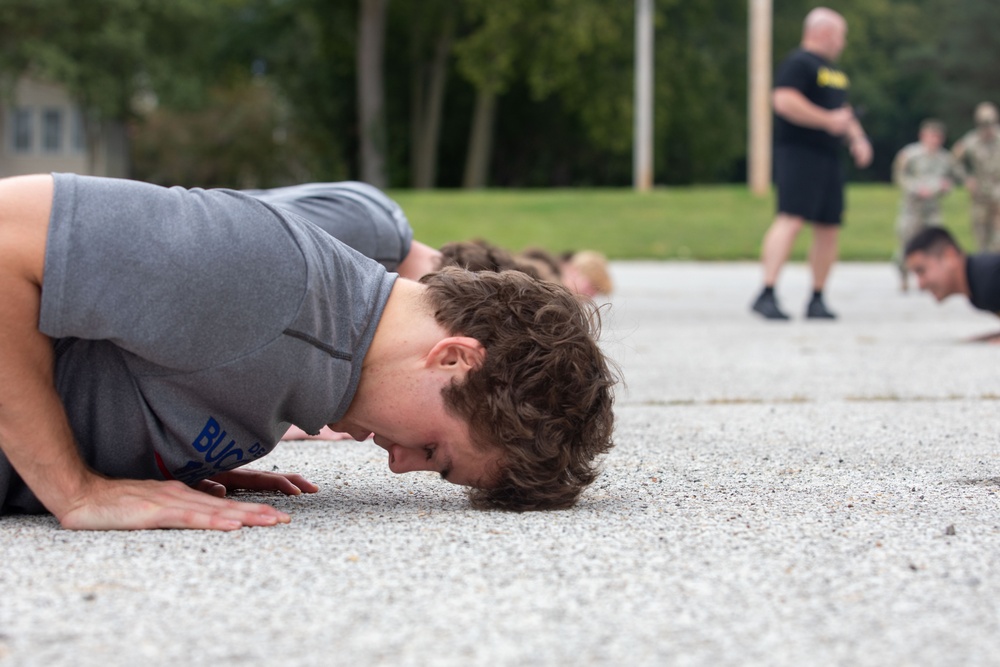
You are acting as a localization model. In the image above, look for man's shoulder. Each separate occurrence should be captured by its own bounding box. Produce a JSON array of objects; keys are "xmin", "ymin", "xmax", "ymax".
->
[
  {"xmin": 969, "ymin": 252, "xmax": 1000, "ymax": 270},
  {"xmin": 955, "ymin": 130, "xmax": 978, "ymax": 147},
  {"xmin": 780, "ymin": 48, "xmax": 818, "ymax": 64},
  {"xmin": 967, "ymin": 253, "xmax": 1000, "ymax": 290},
  {"xmin": 966, "ymin": 253, "xmax": 1000, "ymax": 312},
  {"xmin": 774, "ymin": 49, "xmax": 818, "ymax": 94}
]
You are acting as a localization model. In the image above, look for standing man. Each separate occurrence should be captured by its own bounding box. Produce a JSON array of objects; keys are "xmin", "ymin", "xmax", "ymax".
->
[
  {"xmin": 951, "ymin": 102, "xmax": 1000, "ymax": 253},
  {"xmin": 751, "ymin": 7, "xmax": 873, "ymax": 320},
  {"xmin": 892, "ymin": 119, "xmax": 954, "ymax": 291}
]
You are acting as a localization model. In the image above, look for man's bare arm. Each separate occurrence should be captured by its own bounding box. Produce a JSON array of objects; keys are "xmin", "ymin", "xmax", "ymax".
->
[
  {"xmin": 773, "ymin": 88, "xmax": 871, "ymax": 168},
  {"xmin": 773, "ymin": 87, "xmax": 853, "ymax": 136},
  {"xmin": 396, "ymin": 240, "xmax": 443, "ymax": 281},
  {"xmin": 0, "ymin": 175, "xmax": 291, "ymax": 530},
  {"xmin": 845, "ymin": 116, "xmax": 873, "ymax": 168}
]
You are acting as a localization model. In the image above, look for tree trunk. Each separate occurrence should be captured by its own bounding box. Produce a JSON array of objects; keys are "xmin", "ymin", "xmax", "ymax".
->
[
  {"xmin": 462, "ymin": 87, "xmax": 496, "ymax": 189},
  {"xmin": 410, "ymin": 29, "xmax": 426, "ymax": 187},
  {"xmin": 411, "ymin": 16, "xmax": 454, "ymax": 189},
  {"xmin": 357, "ymin": 0, "xmax": 389, "ymax": 188}
]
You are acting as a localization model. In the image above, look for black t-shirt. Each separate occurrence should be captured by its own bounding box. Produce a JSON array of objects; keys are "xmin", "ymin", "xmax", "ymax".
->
[
  {"xmin": 773, "ymin": 48, "xmax": 849, "ymax": 153},
  {"xmin": 966, "ymin": 254, "xmax": 1000, "ymax": 314}
]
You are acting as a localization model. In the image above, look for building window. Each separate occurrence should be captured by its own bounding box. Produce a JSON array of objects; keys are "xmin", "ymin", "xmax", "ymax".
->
[
  {"xmin": 42, "ymin": 108, "xmax": 63, "ymax": 152},
  {"xmin": 10, "ymin": 107, "xmax": 32, "ymax": 153}
]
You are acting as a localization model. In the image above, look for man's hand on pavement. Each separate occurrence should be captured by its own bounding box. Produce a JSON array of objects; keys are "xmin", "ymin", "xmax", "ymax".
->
[{"xmin": 57, "ymin": 476, "xmax": 292, "ymax": 531}]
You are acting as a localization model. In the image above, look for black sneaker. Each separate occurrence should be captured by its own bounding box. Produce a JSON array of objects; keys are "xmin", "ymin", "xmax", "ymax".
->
[
  {"xmin": 805, "ymin": 295, "xmax": 837, "ymax": 319},
  {"xmin": 751, "ymin": 290, "xmax": 790, "ymax": 320}
]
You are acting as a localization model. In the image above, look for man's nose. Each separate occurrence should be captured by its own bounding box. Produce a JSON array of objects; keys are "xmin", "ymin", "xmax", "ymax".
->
[{"xmin": 390, "ymin": 445, "xmax": 430, "ymax": 473}]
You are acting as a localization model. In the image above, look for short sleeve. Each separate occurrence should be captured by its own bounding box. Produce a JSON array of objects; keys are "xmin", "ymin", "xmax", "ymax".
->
[
  {"xmin": 775, "ymin": 53, "xmax": 814, "ymax": 93},
  {"xmin": 40, "ymin": 174, "xmax": 308, "ymax": 371},
  {"xmin": 245, "ymin": 182, "xmax": 413, "ymax": 272}
]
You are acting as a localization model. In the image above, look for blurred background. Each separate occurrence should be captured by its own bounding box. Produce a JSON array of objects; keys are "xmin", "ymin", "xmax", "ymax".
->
[{"xmin": 0, "ymin": 0, "xmax": 995, "ymax": 191}]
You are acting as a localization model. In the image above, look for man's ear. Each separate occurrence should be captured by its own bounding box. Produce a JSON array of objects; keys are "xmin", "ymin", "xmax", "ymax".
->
[
  {"xmin": 942, "ymin": 245, "xmax": 963, "ymax": 266},
  {"xmin": 425, "ymin": 336, "xmax": 486, "ymax": 373}
]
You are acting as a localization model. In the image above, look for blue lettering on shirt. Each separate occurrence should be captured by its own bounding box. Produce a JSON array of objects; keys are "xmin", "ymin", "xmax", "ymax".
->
[{"xmin": 170, "ymin": 416, "xmax": 269, "ymax": 484}]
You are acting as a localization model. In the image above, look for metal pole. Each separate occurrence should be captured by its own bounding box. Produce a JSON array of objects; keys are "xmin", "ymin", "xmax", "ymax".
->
[
  {"xmin": 634, "ymin": 0, "xmax": 653, "ymax": 192},
  {"xmin": 748, "ymin": 0, "xmax": 772, "ymax": 196}
]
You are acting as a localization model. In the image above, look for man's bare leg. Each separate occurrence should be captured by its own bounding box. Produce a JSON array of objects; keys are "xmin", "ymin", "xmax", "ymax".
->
[
  {"xmin": 809, "ymin": 224, "xmax": 839, "ymax": 290},
  {"xmin": 752, "ymin": 214, "xmax": 803, "ymax": 320},
  {"xmin": 805, "ymin": 224, "xmax": 839, "ymax": 319},
  {"xmin": 761, "ymin": 214, "xmax": 805, "ymax": 285}
]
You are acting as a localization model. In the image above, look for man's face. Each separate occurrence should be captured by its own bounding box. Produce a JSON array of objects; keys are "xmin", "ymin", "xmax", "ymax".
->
[
  {"xmin": 369, "ymin": 409, "xmax": 500, "ymax": 489},
  {"xmin": 329, "ymin": 383, "xmax": 501, "ymax": 489},
  {"xmin": 920, "ymin": 127, "xmax": 944, "ymax": 151},
  {"xmin": 828, "ymin": 22, "xmax": 847, "ymax": 60},
  {"xmin": 905, "ymin": 249, "xmax": 963, "ymax": 301}
]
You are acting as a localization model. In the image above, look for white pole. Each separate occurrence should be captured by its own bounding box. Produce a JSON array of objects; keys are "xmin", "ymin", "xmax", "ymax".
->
[
  {"xmin": 748, "ymin": 0, "xmax": 772, "ymax": 196},
  {"xmin": 634, "ymin": 0, "xmax": 654, "ymax": 192}
]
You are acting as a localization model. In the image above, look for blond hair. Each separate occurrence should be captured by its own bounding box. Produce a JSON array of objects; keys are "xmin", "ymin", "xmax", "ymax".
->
[{"xmin": 568, "ymin": 250, "xmax": 613, "ymax": 295}]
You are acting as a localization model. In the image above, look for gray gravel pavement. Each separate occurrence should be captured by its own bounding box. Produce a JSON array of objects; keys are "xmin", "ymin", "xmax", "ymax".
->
[{"xmin": 3, "ymin": 261, "xmax": 1000, "ymax": 667}]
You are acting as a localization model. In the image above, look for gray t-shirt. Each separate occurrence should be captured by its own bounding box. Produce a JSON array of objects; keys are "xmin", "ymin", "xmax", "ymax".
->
[
  {"xmin": 0, "ymin": 174, "xmax": 395, "ymax": 513},
  {"xmin": 243, "ymin": 182, "xmax": 413, "ymax": 272}
]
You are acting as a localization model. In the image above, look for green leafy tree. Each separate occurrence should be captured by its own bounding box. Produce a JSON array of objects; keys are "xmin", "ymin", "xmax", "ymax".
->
[
  {"xmin": 0, "ymin": 0, "xmax": 235, "ymax": 174},
  {"xmin": 131, "ymin": 79, "xmax": 307, "ymax": 188},
  {"xmin": 221, "ymin": 0, "xmax": 358, "ymax": 182},
  {"xmin": 924, "ymin": 0, "xmax": 1000, "ymax": 138},
  {"xmin": 392, "ymin": 0, "xmax": 457, "ymax": 188},
  {"xmin": 453, "ymin": 0, "xmax": 749, "ymax": 186}
]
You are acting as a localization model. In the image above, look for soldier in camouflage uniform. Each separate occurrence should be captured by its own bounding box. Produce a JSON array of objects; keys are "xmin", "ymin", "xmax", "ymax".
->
[
  {"xmin": 952, "ymin": 102, "xmax": 1000, "ymax": 252},
  {"xmin": 892, "ymin": 119, "xmax": 954, "ymax": 291}
]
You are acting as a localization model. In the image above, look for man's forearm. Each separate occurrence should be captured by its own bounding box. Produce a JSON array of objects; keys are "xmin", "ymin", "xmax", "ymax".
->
[
  {"xmin": 845, "ymin": 117, "xmax": 867, "ymax": 145},
  {"xmin": 951, "ymin": 143, "xmax": 970, "ymax": 183},
  {"xmin": 773, "ymin": 88, "xmax": 834, "ymax": 131},
  {"xmin": 0, "ymin": 343, "xmax": 96, "ymax": 519}
]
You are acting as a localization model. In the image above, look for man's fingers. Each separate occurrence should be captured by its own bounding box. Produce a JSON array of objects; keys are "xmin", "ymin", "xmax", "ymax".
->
[
  {"xmin": 237, "ymin": 471, "xmax": 303, "ymax": 495},
  {"xmin": 58, "ymin": 478, "xmax": 290, "ymax": 531},
  {"xmin": 282, "ymin": 474, "xmax": 320, "ymax": 494},
  {"xmin": 207, "ymin": 469, "xmax": 320, "ymax": 495},
  {"xmin": 196, "ymin": 479, "xmax": 228, "ymax": 497},
  {"xmin": 149, "ymin": 505, "xmax": 289, "ymax": 531}
]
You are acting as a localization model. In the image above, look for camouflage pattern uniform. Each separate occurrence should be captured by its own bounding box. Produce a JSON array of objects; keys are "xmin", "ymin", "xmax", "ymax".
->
[
  {"xmin": 892, "ymin": 140, "xmax": 954, "ymax": 277},
  {"xmin": 952, "ymin": 111, "xmax": 1000, "ymax": 252}
]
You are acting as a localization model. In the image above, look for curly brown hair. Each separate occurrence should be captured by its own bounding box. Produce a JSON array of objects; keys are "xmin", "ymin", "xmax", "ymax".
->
[
  {"xmin": 438, "ymin": 239, "xmax": 543, "ymax": 280},
  {"xmin": 420, "ymin": 267, "xmax": 617, "ymax": 511}
]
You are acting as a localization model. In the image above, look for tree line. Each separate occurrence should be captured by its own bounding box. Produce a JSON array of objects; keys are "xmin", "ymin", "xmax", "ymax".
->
[{"xmin": 0, "ymin": 0, "xmax": 996, "ymax": 189}]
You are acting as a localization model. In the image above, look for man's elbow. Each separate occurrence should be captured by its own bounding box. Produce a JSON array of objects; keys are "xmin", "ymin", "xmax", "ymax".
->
[{"xmin": 772, "ymin": 89, "xmax": 795, "ymax": 118}]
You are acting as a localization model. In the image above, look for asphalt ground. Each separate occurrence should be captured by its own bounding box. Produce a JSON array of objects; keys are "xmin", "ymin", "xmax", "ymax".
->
[{"xmin": 2, "ymin": 261, "xmax": 1000, "ymax": 667}]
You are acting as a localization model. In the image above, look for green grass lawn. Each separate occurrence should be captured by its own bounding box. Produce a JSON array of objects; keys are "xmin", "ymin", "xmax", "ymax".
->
[{"xmin": 390, "ymin": 184, "xmax": 975, "ymax": 261}]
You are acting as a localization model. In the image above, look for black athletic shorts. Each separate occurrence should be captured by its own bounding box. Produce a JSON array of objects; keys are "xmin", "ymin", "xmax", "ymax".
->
[{"xmin": 774, "ymin": 144, "xmax": 845, "ymax": 225}]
